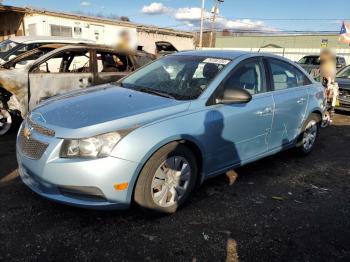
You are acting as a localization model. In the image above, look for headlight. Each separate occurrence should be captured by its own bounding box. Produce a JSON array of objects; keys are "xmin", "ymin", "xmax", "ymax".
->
[{"xmin": 60, "ymin": 131, "xmax": 127, "ymax": 158}]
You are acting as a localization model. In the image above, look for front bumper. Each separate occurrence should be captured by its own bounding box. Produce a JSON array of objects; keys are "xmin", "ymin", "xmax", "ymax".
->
[{"xmin": 16, "ymin": 127, "xmax": 142, "ymax": 210}]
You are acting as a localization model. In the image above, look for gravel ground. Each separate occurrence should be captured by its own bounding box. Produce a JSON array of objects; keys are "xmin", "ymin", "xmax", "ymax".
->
[{"xmin": 0, "ymin": 113, "xmax": 350, "ymax": 262}]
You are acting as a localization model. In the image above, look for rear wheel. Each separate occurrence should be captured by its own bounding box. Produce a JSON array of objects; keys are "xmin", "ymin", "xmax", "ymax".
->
[
  {"xmin": 134, "ymin": 142, "xmax": 197, "ymax": 213},
  {"xmin": 0, "ymin": 109, "xmax": 12, "ymax": 136},
  {"xmin": 296, "ymin": 114, "xmax": 321, "ymax": 155}
]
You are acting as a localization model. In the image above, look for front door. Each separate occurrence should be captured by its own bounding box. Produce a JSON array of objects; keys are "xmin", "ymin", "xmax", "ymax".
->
[
  {"xmin": 207, "ymin": 58, "xmax": 274, "ymax": 173},
  {"xmin": 28, "ymin": 49, "xmax": 93, "ymax": 110},
  {"xmin": 266, "ymin": 58, "xmax": 310, "ymax": 150}
]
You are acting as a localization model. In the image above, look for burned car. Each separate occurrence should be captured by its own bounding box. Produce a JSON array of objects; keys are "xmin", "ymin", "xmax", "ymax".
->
[
  {"xmin": 0, "ymin": 44, "xmax": 155, "ymax": 135},
  {"xmin": 0, "ymin": 36, "xmax": 95, "ymax": 65},
  {"xmin": 155, "ymin": 41, "xmax": 178, "ymax": 57}
]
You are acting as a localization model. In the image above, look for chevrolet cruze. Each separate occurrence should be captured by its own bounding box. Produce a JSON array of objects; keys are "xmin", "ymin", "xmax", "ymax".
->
[{"xmin": 17, "ymin": 50, "xmax": 325, "ymax": 213}]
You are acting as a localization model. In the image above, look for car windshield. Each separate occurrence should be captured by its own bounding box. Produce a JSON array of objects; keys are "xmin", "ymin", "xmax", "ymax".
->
[
  {"xmin": 0, "ymin": 40, "xmax": 18, "ymax": 53},
  {"xmin": 336, "ymin": 66, "xmax": 350, "ymax": 79},
  {"xmin": 121, "ymin": 55, "xmax": 230, "ymax": 100},
  {"xmin": 2, "ymin": 47, "xmax": 56, "ymax": 69}
]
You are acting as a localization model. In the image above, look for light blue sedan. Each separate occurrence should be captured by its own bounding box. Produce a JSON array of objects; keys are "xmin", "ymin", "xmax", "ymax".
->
[{"xmin": 16, "ymin": 50, "xmax": 325, "ymax": 213}]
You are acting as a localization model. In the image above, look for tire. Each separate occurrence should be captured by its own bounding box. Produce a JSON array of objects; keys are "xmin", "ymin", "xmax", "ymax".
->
[
  {"xmin": 295, "ymin": 114, "xmax": 321, "ymax": 155},
  {"xmin": 134, "ymin": 142, "xmax": 198, "ymax": 213},
  {"xmin": 0, "ymin": 109, "xmax": 13, "ymax": 136}
]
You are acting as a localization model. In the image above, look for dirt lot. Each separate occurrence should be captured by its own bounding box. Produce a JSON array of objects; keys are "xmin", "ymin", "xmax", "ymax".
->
[{"xmin": 0, "ymin": 113, "xmax": 350, "ymax": 262}]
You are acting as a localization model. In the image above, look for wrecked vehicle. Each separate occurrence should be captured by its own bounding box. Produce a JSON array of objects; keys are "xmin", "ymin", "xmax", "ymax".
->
[
  {"xmin": 298, "ymin": 55, "xmax": 347, "ymax": 79},
  {"xmin": 0, "ymin": 36, "xmax": 95, "ymax": 65},
  {"xmin": 155, "ymin": 41, "xmax": 178, "ymax": 57},
  {"xmin": 0, "ymin": 44, "xmax": 156, "ymax": 135},
  {"xmin": 17, "ymin": 50, "xmax": 325, "ymax": 213}
]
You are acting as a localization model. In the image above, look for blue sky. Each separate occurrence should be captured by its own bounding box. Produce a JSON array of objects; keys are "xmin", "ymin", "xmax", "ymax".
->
[{"xmin": 2, "ymin": 0, "xmax": 350, "ymax": 32}]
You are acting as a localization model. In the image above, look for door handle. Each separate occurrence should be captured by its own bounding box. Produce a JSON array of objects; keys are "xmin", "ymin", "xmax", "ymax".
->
[
  {"xmin": 256, "ymin": 107, "xmax": 273, "ymax": 116},
  {"xmin": 297, "ymin": 98, "xmax": 306, "ymax": 104}
]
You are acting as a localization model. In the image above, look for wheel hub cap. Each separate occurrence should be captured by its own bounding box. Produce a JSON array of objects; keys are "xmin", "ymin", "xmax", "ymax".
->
[
  {"xmin": 303, "ymin": 120, "xmax": 317, "ymax": 151},
  {"xmin": 151, "ymin": 156, "xmax": 191, "ymax": 208}
]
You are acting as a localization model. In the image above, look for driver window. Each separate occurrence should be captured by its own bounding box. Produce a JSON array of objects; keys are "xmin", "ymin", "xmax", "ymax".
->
[
  {"xmin": 35, "ymin": 57, "xmax": 63, "ymax": 73},
  {"xmin": 33, "ymin": 50, "xmax": 90, "ymax": 73},
  {"xmin": 223, "ymin": 59, "xmax": 266, "ymax": 95},
  {"xmin": 69, "ymin": 52, "xmax": 90, "ymax": 72}
]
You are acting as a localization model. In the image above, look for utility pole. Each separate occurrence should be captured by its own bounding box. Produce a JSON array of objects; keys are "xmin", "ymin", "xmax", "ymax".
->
[
  {"xmin": 199, "ymin": 0, "xmax": 205, "ymax": 48},
  {"xmin": 209, "ymin": 0, "xmax": 224, "ymax": 48}
]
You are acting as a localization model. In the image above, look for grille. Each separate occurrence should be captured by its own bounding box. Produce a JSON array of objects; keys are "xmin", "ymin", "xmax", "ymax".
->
[
  {"xmin": 27, "ymin": 118, "xmax": 55, "ymax": 137},
  {"xmin": 18, "ymin": 127, "xmax": 49, "ymax": 160}
]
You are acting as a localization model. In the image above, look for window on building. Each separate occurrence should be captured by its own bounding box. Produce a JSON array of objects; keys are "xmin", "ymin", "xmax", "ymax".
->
[
  {"xmin": 28, "ymin": 24, "xmax": 37, "ymax": 36},
  {"xmin": 50, "ymin": 25, "xmax": 73, "ymax": 37},
  {"xmin": 74, "ymin": 27, "xmax": 82, "ymax": 36}
]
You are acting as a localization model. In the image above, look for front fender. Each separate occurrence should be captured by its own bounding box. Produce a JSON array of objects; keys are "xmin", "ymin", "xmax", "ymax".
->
[{"xmin": 111, "ymin": 109, "xmax": 209, "ymax": 167}]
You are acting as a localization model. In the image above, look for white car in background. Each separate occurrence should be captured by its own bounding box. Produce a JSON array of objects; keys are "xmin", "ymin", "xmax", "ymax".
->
[{"xmin": 0, "ymin": 36, "xmax": 95, "ymax": 65}]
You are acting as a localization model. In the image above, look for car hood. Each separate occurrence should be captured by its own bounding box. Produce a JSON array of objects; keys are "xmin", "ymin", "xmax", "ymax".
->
[
  {"xmin": 336, "ymin": 78, "xmax": 350, "ymax": 90},
  {"xmin": 32, "ymin": 84, "xmax": 191, "ymax": 138}
]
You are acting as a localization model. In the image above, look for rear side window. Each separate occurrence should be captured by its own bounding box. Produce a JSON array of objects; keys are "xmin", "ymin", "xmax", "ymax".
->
[
  {"xmin": 268, "ymin": 59, "xmax": 311, "ymax": 90},
  {"xmin": 96, "ymin": 51, "xmax": 134, "ymax": 73},
  {"xmin": 222, "ymin": 59, "xmax": 267, "ymax": 95}
]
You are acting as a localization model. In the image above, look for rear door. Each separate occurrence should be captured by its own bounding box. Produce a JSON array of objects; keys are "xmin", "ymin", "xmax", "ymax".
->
[
  {"xmin": 93, "ymin": 50, "xmax": 135, "ymax": 85},
  {"xmin": 266, "ymin": 57, "xmax": 311, "ymax": 150},
  {"xmin": 28, "ymin": 48, "xmax": 93, "ymax": 110}
]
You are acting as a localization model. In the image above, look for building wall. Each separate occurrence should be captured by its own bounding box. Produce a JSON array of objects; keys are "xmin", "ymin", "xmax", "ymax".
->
[
  {"xmin": 23, "ymin": 14, "xmax": 137, "ymax": 46},
  {"xmin": 205, "ymin": 47, "xmax": 350, "ymax": 65},
  {"xmin": 137, "ymin": 31, "xmax": 194, "ymax": 54},
  {"xmin": 216, "ymin": 35, "xmax": 350, "ymax": 49},
  {"xmin": 22, "ymin": 13, "xmax": 194, "ymax": 54},
  {"xmin": 0, "ymin": 12, "xmax": 24, "ymax": 41}
]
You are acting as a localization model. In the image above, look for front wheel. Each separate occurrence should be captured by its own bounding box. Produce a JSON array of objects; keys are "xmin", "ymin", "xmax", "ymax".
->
[
  {"xmin": 134, "ymin": 142, "xmax": 198, "ymax": 213},
  {"xmin": 296, "ymin": 114, "xmax": 321, "ymax": 155},
  {"xmin": 0, "ymin": 109, "xmax": 13, "ymax": 136}
]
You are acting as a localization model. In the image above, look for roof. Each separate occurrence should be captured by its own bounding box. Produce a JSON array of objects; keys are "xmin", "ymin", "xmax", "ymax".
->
[
  {"xmin": 174, "ymin": 50, "xmax": 248, "ymax": 60},
  {"xmin": 9, "ymin": 36, "xmax": 95, "ymax": 44},
  {"xmin": 42, "ymin": 44, "xmax": 153, "ymax": 56}
]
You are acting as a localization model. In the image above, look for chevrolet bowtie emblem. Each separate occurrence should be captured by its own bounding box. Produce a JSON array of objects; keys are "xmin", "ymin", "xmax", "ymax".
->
[{"xmin": 23, "ymin": 127, "xmax": 32, "ymax": 139}]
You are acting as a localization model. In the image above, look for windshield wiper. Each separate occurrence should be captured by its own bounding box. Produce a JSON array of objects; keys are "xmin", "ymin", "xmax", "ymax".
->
[
  {"xmin": 132, "ymin": 86, "xmax": 176, "ymax": 99},
  {"xmin": 142, "ymin": 88, "xmax": 176, "ymax": 99}
]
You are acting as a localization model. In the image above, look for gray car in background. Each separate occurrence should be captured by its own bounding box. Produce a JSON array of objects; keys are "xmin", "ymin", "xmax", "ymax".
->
[
  {"xmin": 298, "ymin": 55, "xmax": 347, "ymax": 79},
  {"xmin": 335, "ymin": 65, "xmax": 350, "ymax": 111}
]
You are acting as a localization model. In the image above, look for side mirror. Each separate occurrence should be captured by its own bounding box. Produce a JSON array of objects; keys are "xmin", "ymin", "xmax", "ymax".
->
[{"xmin": 216, "ymin": 88, "xmax": 252, "ymax": 104}]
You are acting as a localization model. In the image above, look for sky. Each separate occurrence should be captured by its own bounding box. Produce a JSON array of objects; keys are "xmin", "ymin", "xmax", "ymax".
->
[{"xmin": 2, "ymin": 0, "xmax": 350, "ymax": 32}]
